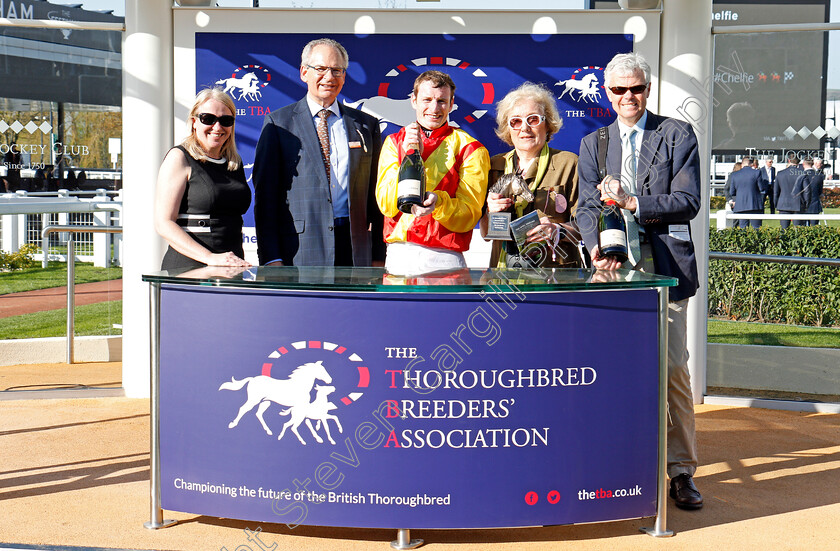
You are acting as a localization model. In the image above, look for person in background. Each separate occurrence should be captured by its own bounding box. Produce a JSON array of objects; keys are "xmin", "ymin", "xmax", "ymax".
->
[
  {"xmin": 480, "ymin": 82, "xmax": 580, "ymax": 268},
  {"xmin": 723, "ymin": 160, "xmax": 741, "ymax": 211},
  {"xmin": 376, "ymin": 70, "xmax": 490, "ymax": 275},
  {"xmin": 774, "ymin": 154, "xmax": 805, "ymax": 229},
  {"xmin": 796, "ymin": 157, "xmax": 825, "ymax": 227},
  {"xmin": 576, "ymin": 52, "xmax": 703, "ymax": 511},
  {"xmin": 725, "ymin": 156, "xmax": 766, "ymax": 229},
  {"xmin": 3, "ymin": 142, "xmax": 22, "ymax": 192},
  {"xmin": 154, "ymin": 88, "xmax": 251, "ymax": 270},
  {"xmin": 253, "ymin": 38, "xmax": 384, "ymax": 268},
  {"xmin": 760, "ymin": 157, "xmax": 776, "ymax": 215}
]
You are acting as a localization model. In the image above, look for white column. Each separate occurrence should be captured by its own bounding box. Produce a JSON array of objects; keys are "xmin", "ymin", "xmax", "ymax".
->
[
  {"xmin": 1, "ymin": 214, "xmax": 18, "ymax": 252},
  {"xmin": 122, "ymin": 0, "xmax": 173, "ymax": 398},
  {"xmin": 92, "ymin": 190, "xmax": 110, "ymax": 268},
  {"xmin": 658, "ymin": 0, "xmax": 713, "ymax": 404}
]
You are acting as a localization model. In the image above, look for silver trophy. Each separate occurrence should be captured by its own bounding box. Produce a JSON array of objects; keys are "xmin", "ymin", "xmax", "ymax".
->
[{"xmin": 485, "ymin": 173, "xmax": 534, "ymax": 240}]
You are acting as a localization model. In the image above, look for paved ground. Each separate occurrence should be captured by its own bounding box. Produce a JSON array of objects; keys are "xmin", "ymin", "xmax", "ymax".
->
[
  {"xmin": 0, "ymin": 389, "xmax": 838, "ymax": 551},
  {"xmin": 0, "ymin": 280, "xmax": 122, "ymax": 319},
  {"xmin": 1, "ymin": 281, "xmax": 838, "ymax": 550}
]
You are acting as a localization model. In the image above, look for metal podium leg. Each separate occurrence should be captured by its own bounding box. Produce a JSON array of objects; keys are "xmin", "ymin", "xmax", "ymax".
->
[
  {"xmin": 641, "ymin": 287, "xmax": 674, "ymax": 537},
  {"xmin": 391, "ymin": 529, "xmax": 423, "ymax": 549},
  {"xmin": 144, "ymin": 282, "xmax": 177, "ymax": 530}
]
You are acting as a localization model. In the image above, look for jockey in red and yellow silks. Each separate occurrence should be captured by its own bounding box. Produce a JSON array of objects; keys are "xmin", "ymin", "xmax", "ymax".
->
[{"xmin": 376, "ymin": 123, "xmax": 490, "ymax": 252}]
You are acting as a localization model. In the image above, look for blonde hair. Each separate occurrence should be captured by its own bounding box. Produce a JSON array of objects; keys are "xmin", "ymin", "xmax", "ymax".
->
[
  {"xmin": 494, "ymin": 82, "xmax": 562, "ymax": 146},
  {"xmin": 182, "ymin": 87, "xmax": 242, "ymax": 171}
]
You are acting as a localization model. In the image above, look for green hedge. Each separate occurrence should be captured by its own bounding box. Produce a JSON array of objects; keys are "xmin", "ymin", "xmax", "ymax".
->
[
  {"xmin": 709, "ymin": 226, "xmax": 840, "ymax": 326},
  {"xmin": 710, "ymin": 195, "xmax": 726, "ymax": 210},
  {"xmin": 824, "ymin": 187, "xmax": 840, "ymax": 209}
]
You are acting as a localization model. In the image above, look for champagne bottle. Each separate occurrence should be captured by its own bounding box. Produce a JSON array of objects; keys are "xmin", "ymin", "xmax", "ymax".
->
[
  {"xmin": 597, "ymin": 199, "xmax": 628, "ymax": 263},
  {"xmin": 397, "ymin": 143, "xmax": 426, "ymax": 214}
]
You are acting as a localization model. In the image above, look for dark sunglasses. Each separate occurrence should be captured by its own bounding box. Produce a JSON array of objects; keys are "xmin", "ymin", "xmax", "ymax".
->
[
  {"xmin": 608, "ymin": 84, "xmax": 648, "ymax": 95},
  {"xmin": 196, "ymin": 113, "xmax": 235, "ymax": 127}
]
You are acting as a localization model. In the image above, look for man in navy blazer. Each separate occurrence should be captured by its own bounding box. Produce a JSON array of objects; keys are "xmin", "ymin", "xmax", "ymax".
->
[
  {"xmin": 253, "ymin": 38, "xmax": 384, "ymax": 267},
  {"xmin": 725, "ymin": 157, "xmax": 766, "ymax": 228},
  {"xmin": 577, "ymin": 52, "xmax": 703, "ymax": 510},
  {"xmin": 796, "ymin": 157, "xmax": 825, "ymax": 226},
  {"xmin": 773, "ymin": 154, "xmax": 805, "ymax": 229}
]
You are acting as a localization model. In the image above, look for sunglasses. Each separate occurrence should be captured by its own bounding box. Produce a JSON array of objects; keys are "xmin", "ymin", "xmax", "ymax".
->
[
  {"xmin": 196, "ymin": 113, "xmax": 235, "ymax": 127},
  {"xmin": 608, "ymin": 84, "xmax": 648, "ymax": 95},
  {"xmin": 508, "ymin": 114, "xmax": 545, "ymax": 130}
]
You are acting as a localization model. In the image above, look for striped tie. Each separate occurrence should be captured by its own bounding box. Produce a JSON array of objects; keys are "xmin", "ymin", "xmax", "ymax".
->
[{"xmin": 317, "ymin": 109, "xmax": 331, "ymax": 183}]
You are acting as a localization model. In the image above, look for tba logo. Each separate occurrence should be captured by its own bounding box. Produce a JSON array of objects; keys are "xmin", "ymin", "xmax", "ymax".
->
[
  {"xmin": 555, "ymin": 66, "xmax": 605, "ymax": 104},
  {"xmin": 219, "ymin": 341, "xmax": 369, "ymax": 446},
  {"xmin": 215, "ymin": 64, "xmax": 271, "ymax": 102}
]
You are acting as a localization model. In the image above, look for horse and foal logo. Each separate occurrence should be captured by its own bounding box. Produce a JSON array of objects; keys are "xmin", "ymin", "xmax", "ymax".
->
[
  {"xmin": 555, "ymin": 66, "xmax": 606, "ymax": 104},
  {"xmin": 215, "ymin": 65, "xmax": 271, "ymax": 102},
  {"xmin": 219, "ymin": 341, "xmax": 368, "ymax": 445}
]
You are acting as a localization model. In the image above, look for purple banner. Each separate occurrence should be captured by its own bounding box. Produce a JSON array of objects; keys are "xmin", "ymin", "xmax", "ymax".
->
[
  {"xmin": 159, "ymin": 285, "xmax": 659, "ymax": 528},
  {"xmin": 194, "ymin": 32, "xmax": 633, "ymax": 226}
]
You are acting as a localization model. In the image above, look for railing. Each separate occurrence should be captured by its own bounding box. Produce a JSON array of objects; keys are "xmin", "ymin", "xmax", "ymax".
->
[
  {"xmin": 711, "ymin": 210, "xmax": 840, "ymax": 229},
  {"xmin": 709, "ymin": 251, "xmax": 840, "ymax": 267},
  {"xmin": 707, "ymin": 251, "xmax": 840, "ymax": 413},
  {"xmin": 0, "ymin": 189, "xmax": 122, "ymax": 267},
  {"xmin": 41, "ymin": 224, "xmax": 123, "ymax": 364}
]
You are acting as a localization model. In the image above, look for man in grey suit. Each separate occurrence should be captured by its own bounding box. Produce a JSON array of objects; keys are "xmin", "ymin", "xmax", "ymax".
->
[
  {"xmin": 253, "ymin": 38, "xmax": 384, "ymax": 267},
  {"xmin": 796, "ymin": 157, "xmax": 825, "ymax": 226},
  {"xmin": 577, "ymin": 52, "xmax": 703, "ymax": 510},
  {"xmin": 725, "ymin": 156, "xmax": 766, "ymax": 228},
  {"xmin": 773, "ymin": 154, "xmax": 805, "ymax": 229}
]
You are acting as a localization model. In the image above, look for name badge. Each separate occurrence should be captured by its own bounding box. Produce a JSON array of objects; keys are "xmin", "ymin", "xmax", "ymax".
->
[
  {"xmin": 349, "ymin": 141, "xmax": 362, "ymax": 149},
  {"xmin": 668, "ymin": 224, "xmax": 690, "ymax": 241}
]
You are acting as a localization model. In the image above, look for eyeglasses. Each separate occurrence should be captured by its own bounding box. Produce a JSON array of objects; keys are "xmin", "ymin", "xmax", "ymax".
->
[
  {"xmin": 306, "ymin": 65, "xmax": 347, "ymax": 78},
  {"xmin": 196, "ymin": 113, "xmax": 235, "ymax": 127},
  {"xmin": 508, "ymin": 114, "xmax": 545, "ymax": 130},
  {"xmin": 608, "ymin": 84, "xmax": 648, "ymax": 95}
]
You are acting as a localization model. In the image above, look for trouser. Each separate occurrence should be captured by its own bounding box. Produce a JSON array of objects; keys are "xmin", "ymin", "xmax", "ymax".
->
[
  {"xmin": 778, "ymin": 211, "xmax": 804, "ymax": 229},
  {"xmin": 632, "ymin": 244, "xmax": 698, "ymax": 478},
  {"xmin": 736, "ymin": 209, "xmax": 762, "ymax": 228},
  {"xmin": 333, "ymin": 217, "xmax": 353, "ymax": 267},
  {"xmin": 665, "ymin": 298, "xmax": 697, "ymax": 477}
]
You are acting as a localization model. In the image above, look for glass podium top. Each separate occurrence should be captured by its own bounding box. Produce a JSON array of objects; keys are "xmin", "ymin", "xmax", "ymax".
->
[{"xmin": 143, "ymin": 266, "xmax": 676, "ymax": 294}]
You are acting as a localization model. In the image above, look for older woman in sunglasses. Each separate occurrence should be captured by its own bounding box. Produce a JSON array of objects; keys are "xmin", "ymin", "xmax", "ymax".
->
[
  {"xmin": 480, "ymin": 82, "xmax": 581, "ymax": 268},
  {"xmin": 154, "ymin": 87, "xmax": 252, "ymax": 269}
]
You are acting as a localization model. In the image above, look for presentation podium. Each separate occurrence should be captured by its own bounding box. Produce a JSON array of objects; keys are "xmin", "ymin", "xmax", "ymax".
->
[{"xmin": 143, "ymin": 266, "xmax": 676, "ymax": 544}]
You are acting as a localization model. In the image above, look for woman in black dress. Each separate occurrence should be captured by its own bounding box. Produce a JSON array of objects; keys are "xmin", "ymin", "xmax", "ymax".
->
[{"xmin": 154, "ymin": 88, "xmax": 252, "ymax": 270}]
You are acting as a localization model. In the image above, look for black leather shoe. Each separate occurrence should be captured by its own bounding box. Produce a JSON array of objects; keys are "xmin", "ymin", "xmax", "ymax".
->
[{"xmin": 669, "ymin": 473, "xmax": 703, "ymax": 510}]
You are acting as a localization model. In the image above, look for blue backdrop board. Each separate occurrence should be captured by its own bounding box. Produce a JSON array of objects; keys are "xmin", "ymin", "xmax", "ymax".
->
[
  {"xmin": 194, "ymin": 32, "xmax": 633, "ymax": 227},
  {"xmin": 158, "ymin": 284, "xmax": 659, "ymax": 529}
]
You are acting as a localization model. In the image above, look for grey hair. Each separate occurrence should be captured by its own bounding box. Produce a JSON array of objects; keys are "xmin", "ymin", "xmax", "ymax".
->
[
  {"xmin": 301, "ymin": 38, "xmax": 349, "ymax": 69},
  {"xmin": 604, "ymin": 52, "xmax": 651, "ymax": 87},
  {"xmin": 494, "ymin": 82, "xmax": 563, "ymax": 147}
]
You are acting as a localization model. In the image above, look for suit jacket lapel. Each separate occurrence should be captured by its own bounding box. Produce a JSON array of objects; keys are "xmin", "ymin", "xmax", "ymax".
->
[
  {"xmin": 637, "ymin": 111, "xmax": 665, "ymax": 195},
  {"xmin": 295, "ymin": 98, "xmax": 329, "ymax": 188},
  {"xmin": 607, "ymin": 121, "xmax": 622, "ymax": 180},
  {"xmin": 339, "ymin": 104, "xmax": 362, "ymax": 185}
]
